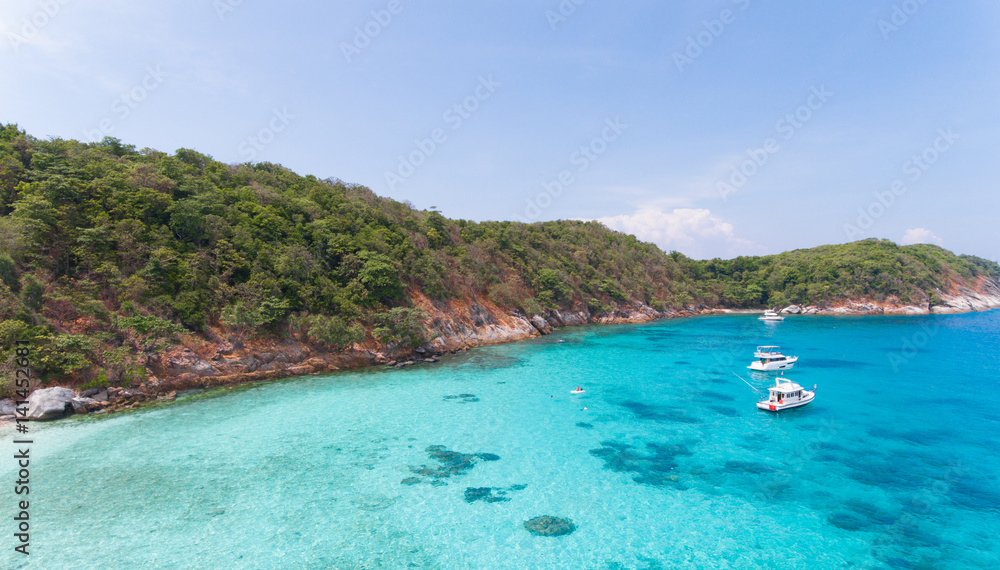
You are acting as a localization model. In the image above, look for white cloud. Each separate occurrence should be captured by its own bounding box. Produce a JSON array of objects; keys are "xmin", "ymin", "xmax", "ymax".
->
[
  {"xmin": 900, "ymin": 228, "xmax": 943, "ymax": 246},
  {"xmin": 595, "ymin": 206, "xmax": 763, "ymax": 259}
]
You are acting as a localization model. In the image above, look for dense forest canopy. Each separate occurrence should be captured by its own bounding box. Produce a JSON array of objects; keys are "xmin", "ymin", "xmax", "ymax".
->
[{"xmin": 1, "ymin": 124, "xmax": 997, "ymax": 386}]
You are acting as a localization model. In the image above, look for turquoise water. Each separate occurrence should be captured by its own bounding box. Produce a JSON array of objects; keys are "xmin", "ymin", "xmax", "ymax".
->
[{"xmin": 3, "ymin": 311, "xmax": 1000, "ymax": 569}]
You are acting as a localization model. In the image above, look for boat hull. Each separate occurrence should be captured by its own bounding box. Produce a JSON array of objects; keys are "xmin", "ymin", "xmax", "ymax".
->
[
  {"xmin": 748, "ymin": 359, "xmax": 797, "ymax": 372},
  {"xmin": 757, "ymin": 392, "xmax": 814, "ymax": 412}
]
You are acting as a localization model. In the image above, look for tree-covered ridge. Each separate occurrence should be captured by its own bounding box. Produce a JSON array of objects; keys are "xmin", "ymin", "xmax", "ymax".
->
[
  {"xmin": 1, "ymin": 123, "xmax": 997, "ymax": 387},
  {"xmin": 687, "ymin": 240, "xmax": 1000, "ymax": 309}
]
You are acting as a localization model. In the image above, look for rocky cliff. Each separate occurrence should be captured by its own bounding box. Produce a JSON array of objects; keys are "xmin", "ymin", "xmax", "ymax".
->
[{"xmin": 776, "ymin": 277, "xmax": 1000, "ymax": 315}]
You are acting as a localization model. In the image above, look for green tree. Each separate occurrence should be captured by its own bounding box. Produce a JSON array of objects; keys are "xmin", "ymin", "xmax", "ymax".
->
[
  {"xmin": 115, "ymin": 313, "xmax": 186, "ymax": 352},
  {"xmin": 306, "ymin": 315, "xmax": 364, "ymax": 350},
  {"xmin": 373, "ymin": 307, "xmax": 427, "ymax": 349},
  {"xmin": 358, "ymin": 251, "xmax": 403, "ymax": 304},
  {"xmin": 220, "ymin": 296, "xmax": 290, "ymax": 343}
]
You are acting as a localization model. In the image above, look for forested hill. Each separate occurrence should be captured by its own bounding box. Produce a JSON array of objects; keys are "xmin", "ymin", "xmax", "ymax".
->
[{"xmin": 1, "ymin": 124, "xmax": 998, "ymax": 384}]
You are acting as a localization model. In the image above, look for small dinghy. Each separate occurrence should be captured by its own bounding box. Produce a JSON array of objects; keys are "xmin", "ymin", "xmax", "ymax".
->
[
  {"xmin": 757, "ymin": 377, "xmax": 815, "ymax": 412},
  {"xmin": 570, "ymin": 387, "xmax": 585, "ymax": 394}
]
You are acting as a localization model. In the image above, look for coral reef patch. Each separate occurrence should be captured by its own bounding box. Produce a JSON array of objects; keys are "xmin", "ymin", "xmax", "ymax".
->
[
  {"xmin": 589, "ymin": 440, "xmax": 691, "ymax": 488},
  {"xmin": 523, "ymin": 515, "xmax": 576, "ymax": 537},
  {"xmin": 403, "ymin": 445, "xmax": 500, "ymax": 485}
]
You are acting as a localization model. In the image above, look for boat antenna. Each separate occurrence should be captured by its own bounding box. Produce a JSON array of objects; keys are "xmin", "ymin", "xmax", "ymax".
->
[{"xmin": 732, "ymin": 372, "xmax": 763, "ymax": 395}]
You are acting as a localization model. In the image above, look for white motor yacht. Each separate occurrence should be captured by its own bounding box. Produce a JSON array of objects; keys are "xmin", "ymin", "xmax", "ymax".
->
[
  {"xmin": 748, "ymin": 346, "xmax": 799, "ymax": 371},
  {"xmin": 757, "ymin": 377, "xmax": 815, "ymax": 411},
  {"xmin": 759, "ymin": 310, "xmax": 784, "ymax": 321}
]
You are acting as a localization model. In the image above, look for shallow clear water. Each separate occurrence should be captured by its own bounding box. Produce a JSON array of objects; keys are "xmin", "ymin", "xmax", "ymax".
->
[{"xmin": 3, "ymin": 312, "xmax": 999, "ymax": 569}]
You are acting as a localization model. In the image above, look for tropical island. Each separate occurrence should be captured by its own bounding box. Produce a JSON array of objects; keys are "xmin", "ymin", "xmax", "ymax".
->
[{"xmin": 1, "ymin": 124, "xmax": 998, "ymax": 417}]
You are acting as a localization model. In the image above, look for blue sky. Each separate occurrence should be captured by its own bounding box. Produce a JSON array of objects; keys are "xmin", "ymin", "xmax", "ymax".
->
[{"xmin": 2, "ymin": 0, "xmax": 998, "ymax": 261}]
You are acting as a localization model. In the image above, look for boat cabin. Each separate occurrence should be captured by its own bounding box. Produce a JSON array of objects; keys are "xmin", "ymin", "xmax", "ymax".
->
[
  {"xmin": 758, "ymin": 354, "xmax": 788, "ymax": 364},
  {"xmin": 766, "ymin": 385, "xmax": 803, "ymax": 404},
  {"xmin": 754, "ymin": 346, "xmax": 787, "ymax": 364}
]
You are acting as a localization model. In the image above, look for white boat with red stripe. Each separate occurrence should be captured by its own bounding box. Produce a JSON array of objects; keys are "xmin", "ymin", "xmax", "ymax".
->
[{"xmin": 757, "ymin": 377, "xmax": 815, "ymax": 412}]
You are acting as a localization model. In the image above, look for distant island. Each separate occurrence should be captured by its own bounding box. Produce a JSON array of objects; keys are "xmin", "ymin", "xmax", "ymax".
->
[{"xmin": 1, "ymin": 124, "xmax": 998, "ymax": 412}]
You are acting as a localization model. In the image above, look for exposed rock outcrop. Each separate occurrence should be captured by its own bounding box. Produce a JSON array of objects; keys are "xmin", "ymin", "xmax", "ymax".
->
[
  {"xmin": 775, "ymin": 278, "xmax": 1000, "ymax": 316},
  {"xmin": 412, "ymin": 293, "xmax": 540, "ymax": 351},
  {"xmin": 164, "ymin": 353, "xmax": 217, "ymax": 378},
  {"xmin": 26, "ymin": 387, "xmax": 76, "ymax": 421},
  {"xmin": 530, "ymin": 316, "xmax": 552, "ymax": 335},
  {"xmin": 932, "ymin": 278, "xmax": 1000, "ymax": 313}
]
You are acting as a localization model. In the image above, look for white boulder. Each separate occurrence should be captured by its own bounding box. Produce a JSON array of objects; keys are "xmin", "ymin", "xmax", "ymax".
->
[{"xmin": 26, "ymin": 387, "xmax": 76, "ymax": 421}]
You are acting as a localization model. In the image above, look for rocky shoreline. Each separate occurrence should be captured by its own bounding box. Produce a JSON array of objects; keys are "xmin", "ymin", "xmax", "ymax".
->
[
  {"xmin": 1, "ymin": 297, "xmax": 708, "ymax": 423},
  {"xmin": 5, "ymin": 283, "xmax": 998, "ymax": 424},
  {"xmin": 775, "ymin": 278, "xmax": 1000, "ymax": 316}
]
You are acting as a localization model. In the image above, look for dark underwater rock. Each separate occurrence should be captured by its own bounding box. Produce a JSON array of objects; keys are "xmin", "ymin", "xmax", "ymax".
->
[
  {"xmin": 708, "ymin": 405, "xmax": 739, "ymax": 417},
  {"xmin": 464, "ymin": 487, "xmax": 509, "ymax": 503},
  {"xmin": 464, "ymin": 484, "xmax": 526, "ymax": 503},
  {"xmin": 403, "ymin": 445, "xmax": 501, "ymax": 485},
  {"xmin": 589, "ymin": 440, "xmax": 691, "ymax": 488},
  {"xmin": 523, "ymin": 515, "xmax": 576, "ymax": 537},
  {"xmin": 443, "ymin": 394, "xmax": 479, "ymax": 403},
  {"xmin": 827, "ymin": 511, "xmax": 870, "ymax": 531},
  {"xmin": 621, "ymin": 401, "xmax": 701, "ymax": 424}
]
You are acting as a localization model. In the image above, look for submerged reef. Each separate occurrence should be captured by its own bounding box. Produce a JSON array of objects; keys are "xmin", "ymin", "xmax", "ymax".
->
[
  {"xmin": 589, "ymin": 440, "xmax": 691, "ymax": 488},
  {"xmin": 523, "ymin": 515, "xmax": 576, "ymax": 537},
  {"xmin": 463, "ymin": 484, "xmax": 527, "ymax": 504},
  {"xmin": 620, "ymin": 401, "xmax": 701, "ymax": 424},
  {"xmin": 443, "ymin": 394, "xmax": 480, "ymax": 403},
  {"xmin": 403, "ymin": 445, "xmax": 500, "ymax": 485}
]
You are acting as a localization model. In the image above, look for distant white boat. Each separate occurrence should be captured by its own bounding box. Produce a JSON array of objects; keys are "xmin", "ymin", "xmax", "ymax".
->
[
  {"xmin": 759, "ymin": 310, "xmax": 784, "ymax": 321},
  {"xmin": 570, "ymin": 387, "xmax": 585, "ymax": 394},
  {"xmin": 748, "ymin": 346, "xmax": 799, "ymax": 371},
  {"xmin": 757, "ymin": 377, "xmax": 815, "ymax": 411}
]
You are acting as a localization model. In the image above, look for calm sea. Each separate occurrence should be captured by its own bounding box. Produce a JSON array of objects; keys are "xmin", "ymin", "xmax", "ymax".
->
[{"xmin": 3, "ymin": 311, "xmax": 999, "ymax": 569}]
